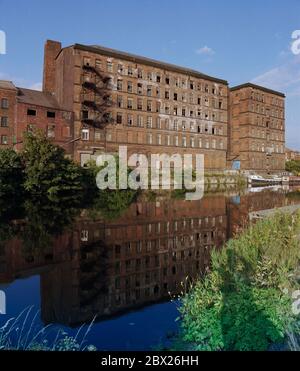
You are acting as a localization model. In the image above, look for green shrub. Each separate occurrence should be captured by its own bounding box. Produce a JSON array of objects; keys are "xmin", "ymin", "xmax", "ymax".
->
[
  {"xmin": 286, "ymin": 160, "xmax": 300, "ymax": 175},
  {"xmin": 179, "ymin": 212, "xmax": 300, "ymax": 351}
]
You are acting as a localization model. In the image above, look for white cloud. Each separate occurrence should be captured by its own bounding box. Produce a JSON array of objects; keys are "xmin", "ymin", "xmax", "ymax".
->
[
  {"xmin": 29, "ymin": 82, "xmax": 42, "ymax": 91},
  {"xmin": 251, "ymin": 53, "xmax": 300, "ymax": 150},
  {"xmin": 0, "ymin": 72, "xmax": 42, "ymax": 90},
  {"xmin": 251, "ymin": 54, "xmax": 300, "ymax": 95},
  {"xmin": 195, "ymin": 46, "xmax": 215, "ymax": 56}
]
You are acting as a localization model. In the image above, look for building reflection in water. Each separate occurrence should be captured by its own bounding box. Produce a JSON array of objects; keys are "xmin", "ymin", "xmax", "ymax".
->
[{"xmin": 0, "ymin": 188, "xmax": 299, "ymax": 327}]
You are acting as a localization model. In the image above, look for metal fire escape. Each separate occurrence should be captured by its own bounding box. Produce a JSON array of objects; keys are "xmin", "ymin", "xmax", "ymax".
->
[{"xmin": 81, "ymin": 63, "xmax": 113, "ymax": 129}]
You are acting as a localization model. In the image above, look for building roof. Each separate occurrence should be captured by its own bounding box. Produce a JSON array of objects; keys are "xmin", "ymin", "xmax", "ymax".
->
[
  {"xmin": 0, "ymin": 80, "xmax": 17, "ymax": 91},
  {"xmin": 16, "ymin": 87, "xmax": 63, "ymax": 110},
  {"xmin": 72, "ymin": 43, "xmax": 228, "ymax": 85},
  {"xmin": 230, "ymin": 83, "xmax": 285, "ymax": 98}
]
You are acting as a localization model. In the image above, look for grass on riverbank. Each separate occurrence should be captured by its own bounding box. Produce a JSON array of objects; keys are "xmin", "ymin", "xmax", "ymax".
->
[
  {"xmin": 178, "ymin": 211, "xmax": 300, "ymax": 351},
  {"xmin": 0, "ymin": 307, "xmax": 97, "ymax": 351}
]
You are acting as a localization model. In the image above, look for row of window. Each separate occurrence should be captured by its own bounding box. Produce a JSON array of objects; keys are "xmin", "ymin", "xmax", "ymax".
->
[
  {"xmin": 0, "ymin": 124, "xmax": 71, "ymax": 144},
  {"xmin": 115, "ymin": 113, "xmax": 225, "ymax": 135},
  {"xmin": 250, "ymin": 142, "xmax": 285, "ymax": 154},
  {"xmin": 114, "ymin": 95, "xmax": 225, "ymax": 121},
  {"xmin": 250, "ymin": 128, "xmax": 284, "ymax": 142},
  {"xmin": 250, "ymin": 91, "xmax": 284, "ymax": 107},
  {"xmin": 81, "ymin": 128, "xmax": 225, "ymax": 149},
  {"xmin": 83, "ymin": 57, "xmax": 225, "ymax": 94},
  {"xmin": 250, "ymin": 104, "xmax": 284, "ymax": 119},
  {"xmin": 115, "ymin": 80, "xmax": 225, "ymax": 108},
  {"xmin": 250, "ymin": 156, "xmax": 284, "ymax": 168},
  {"xmin": 253, "ymin": 116, "xmax": 284, "ymax": 130}
]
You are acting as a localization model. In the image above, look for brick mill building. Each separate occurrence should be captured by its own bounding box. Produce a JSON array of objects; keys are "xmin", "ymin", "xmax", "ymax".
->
[
  {"xmin": 0, "ymin": 39, "xmax": 288, "ymax": 173},
  {"xmin": 0, "ymin": 80, "xmax": 73, "ymax": 155},
  {"xmin": 228, "ymin": 83, "xmax": 286, "ymax": 172}
]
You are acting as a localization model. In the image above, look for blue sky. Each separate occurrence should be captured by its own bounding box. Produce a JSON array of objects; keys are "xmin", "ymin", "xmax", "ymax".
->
[{"xmin": 0, "ymin": 0, "xmax": 300, "ymax": 149}]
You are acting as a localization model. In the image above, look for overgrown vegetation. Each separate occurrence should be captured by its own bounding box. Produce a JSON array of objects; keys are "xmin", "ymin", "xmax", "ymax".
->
[
  {"xmin": 0, "ymin": 133, "xmax": 138, "ymax": 227},
  {"xmin": 178, "ymin": 212, "xmax": 300, "ymax": 351},
  {"xmin": 0, "ymin": 307, "xmax": 97, "ymax": 351}
]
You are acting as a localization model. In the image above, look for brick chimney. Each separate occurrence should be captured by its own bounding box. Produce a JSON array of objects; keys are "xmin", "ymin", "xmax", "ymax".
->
[{"xmin": 42, "ymin": 40, "xmax": 62, "ymax": 94}]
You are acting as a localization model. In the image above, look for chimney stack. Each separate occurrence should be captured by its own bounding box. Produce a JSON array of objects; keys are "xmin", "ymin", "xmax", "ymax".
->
[{"xmin": 42, "ymin": 40, "xmax": 61, "ymax": 94}]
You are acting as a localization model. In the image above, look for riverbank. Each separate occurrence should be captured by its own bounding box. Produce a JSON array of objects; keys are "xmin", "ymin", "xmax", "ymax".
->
[{"xmin": 175, "ymin": 211, "xmax": 300, "ymax": 351}]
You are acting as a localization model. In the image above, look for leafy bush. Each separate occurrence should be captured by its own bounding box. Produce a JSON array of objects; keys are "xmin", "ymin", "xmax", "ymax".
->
[
  {"xmin": 286, "ymin": 160, "xmax": 300, "ymax": 175},
  {"xmin": 179, "ymin": 212, "xmax": 300, "ymax": 351},
  {"xmin": 0, "ymin": 148, "xmax": 24, "ymax": 197}
]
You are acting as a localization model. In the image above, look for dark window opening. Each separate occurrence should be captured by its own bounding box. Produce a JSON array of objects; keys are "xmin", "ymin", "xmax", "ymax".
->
[
  {"xmin": 82, "ymin": 110, "xmax": 89, "ymax": 120},
  {"xmin": 47, "ymin": 111, "xmax": 56, "ymax": 118},
  {"xmin": 27, "ymin": 109, "xmax": 36, "ymax": 116}
]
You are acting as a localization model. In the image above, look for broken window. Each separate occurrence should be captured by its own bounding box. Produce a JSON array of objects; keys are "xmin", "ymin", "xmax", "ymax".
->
[
  {"xmin": 156, "ymin": 74, "xmax": 161, "ymax": 83},
  {"xmin": 138, "ymin": 83, "xmax": 143, "ymax": 95},
  {"xmin": 82, "ymin": 110, "xmax": 89, "ymax": 120},
  {"xmin": 147, "ymin": 100, "xmax": 152, "ymax": 112},
  {"xmin": 117, "ymin": 112, "xmax": 122, "ymax": 124},
  {"xmin": 165, "ymin": 90, "xmax": 170, "ymax": 99},
  {"xmin": 165, "ymin": 77, "xmax": 170, "ymax": 85},
  {"xmin": 138, "ymin": 68, "xmax": 143, "ymax": 78},
  {"xmin": 127, "ymin": 81, "xmax": 133, "ymax": 93},
  {"xmin": 47, "ymin": 111, "xmax": 55, "ymax": 118},
  {"xmin": 117, "ymin": 79, "xmax": 123, "ymax": 91},
  {"xmin": 127, "ymin": 114, "xmax": 133, "ymax": 126},
  {"xmin": 127, "ymin": 98, "xmax": 133, "ymax": 109},
  {"xmin": 128, "ymin": 66, "xmax": 133, "ymax": 76},
  {"xmin": 147, "ymin": 86, "xmax": 152, "ymax": 96},
  {"xmin": 117, "ymin": 95, "xmax": 123, "ymax": 108},
  {"xmin": 174, "ymin": 93, "xmax": 178, "ymax": 101},
  {"xmin": 27, "ymin": 109, "xmax": 36, "ymax": 116},
  {"xmin": 137, "ymin": 98, "xmax": 143, "ymax": 110}
]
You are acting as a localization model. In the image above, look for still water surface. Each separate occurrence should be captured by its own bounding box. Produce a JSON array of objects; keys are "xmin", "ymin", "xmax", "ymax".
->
[{"xmin": 1, "ymin": 186, "xmax": 300, "ymax": 350}]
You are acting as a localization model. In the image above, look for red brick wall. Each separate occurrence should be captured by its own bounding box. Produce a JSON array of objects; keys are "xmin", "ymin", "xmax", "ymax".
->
[
  {"xmin": 0, "ymin": 87, "xmax": 17, "ymax": 148},
  {"xmin": 14, "ymin": 102, "xmax": 73, "ymax": 154}
]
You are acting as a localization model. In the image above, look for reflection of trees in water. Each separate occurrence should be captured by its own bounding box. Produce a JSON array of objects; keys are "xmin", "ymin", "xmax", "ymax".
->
[
  {"xmin": 0, "ymin": 195, "xmax": 83, "ymax": 252},
  {"xmin": 0, "ymin": 189, "xmax": 139, "ymax": 253}
]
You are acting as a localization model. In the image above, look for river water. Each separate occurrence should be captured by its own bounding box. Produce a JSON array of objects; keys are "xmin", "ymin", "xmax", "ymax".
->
[{"xmin": 1, "ymin": 186, "xmax": 300, "ymax": 350}]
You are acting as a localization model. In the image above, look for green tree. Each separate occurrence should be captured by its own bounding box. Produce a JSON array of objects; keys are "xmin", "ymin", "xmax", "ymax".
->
[
  {"xmin": 286, "ymin": 160, "xmax": 300, "ymax": 175},
  {"xmin": 0, "ymin": 148, "xmax": 24, "ymax": 197},
  {"xmin": 21, "ymin": 132, "xmax": 92, "ymax": 200}
]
